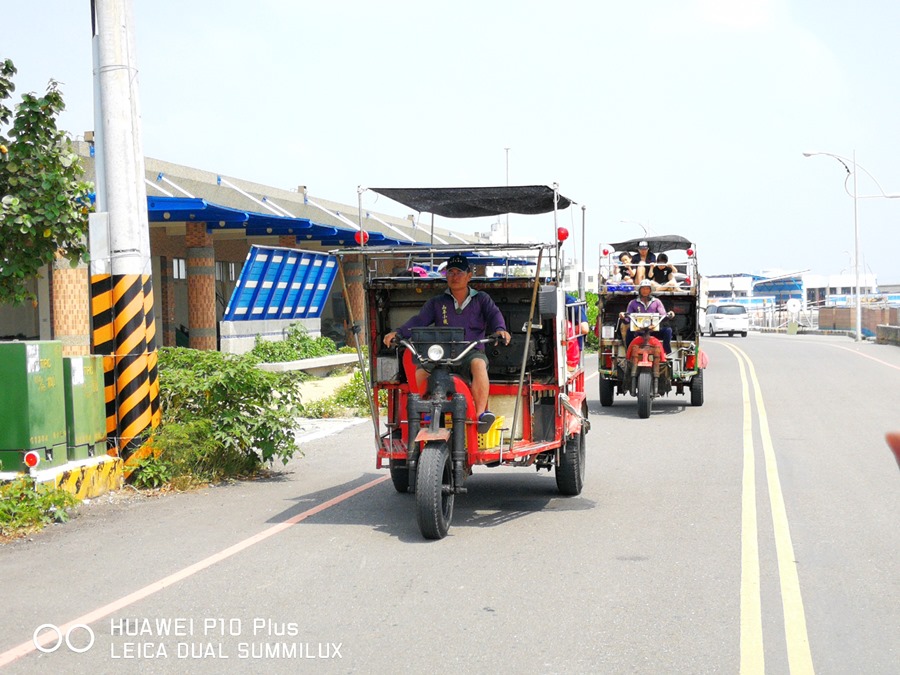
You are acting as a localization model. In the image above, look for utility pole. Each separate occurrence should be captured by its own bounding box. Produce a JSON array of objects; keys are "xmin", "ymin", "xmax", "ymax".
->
[
  {"xmin": 90, "ymin": 0, "xmax": 160, "ymax": 453},
  {"xmin": 504, "ymin": 147, "xmax": 510, "ymax": 245}
]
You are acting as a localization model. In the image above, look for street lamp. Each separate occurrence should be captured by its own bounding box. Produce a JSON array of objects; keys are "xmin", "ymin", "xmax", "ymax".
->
[
  {"xmin": 619, "ymin": 219, "xmax": 650, "ymax": 236},
  {"xmin": 802, "ymin": 150, "xmax": 900, "ymax": 342}
]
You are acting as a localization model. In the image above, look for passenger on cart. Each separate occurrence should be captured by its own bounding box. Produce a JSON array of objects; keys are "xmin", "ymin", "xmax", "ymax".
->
[
  {"xmin": 383, "ymin": 254, "xmax": 512, "ymax": 433},
  {"xmin": 648, "ymin": 253, "xmax": 679, "ymax": 290},
  {"xmin": 631, "ymin": 241, "xmax": 656, "ymax": 283}
]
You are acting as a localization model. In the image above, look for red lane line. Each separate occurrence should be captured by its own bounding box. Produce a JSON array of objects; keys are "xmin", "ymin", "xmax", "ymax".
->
[
  {"xmin": 824, "ymin": 343, "xmax": 900, "ymax": 372},
  {"xmin": 0, "ymin": 474, "xmax": 389, "ymax": 668}
]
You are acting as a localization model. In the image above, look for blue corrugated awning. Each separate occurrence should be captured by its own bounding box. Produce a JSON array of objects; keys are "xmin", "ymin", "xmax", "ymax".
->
[
  {"xmin": 147, "ymin": 196, "xmax": 249, "ymax": 224},
  {"xmin": 146, "ymin": 196, "xmax": 411, "ymax": 247},
  {"xmin": 752, "ymin": 275, "xmax": 803, "ymax": 301}
]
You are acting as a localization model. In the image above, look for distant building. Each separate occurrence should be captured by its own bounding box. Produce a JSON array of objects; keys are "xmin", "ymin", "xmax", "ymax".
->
[{"xmin": 705, "ymin": 271, "xmax": 879, "ymax": 308}]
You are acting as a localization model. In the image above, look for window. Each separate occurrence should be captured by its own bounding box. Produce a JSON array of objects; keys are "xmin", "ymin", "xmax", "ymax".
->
[
  {"xmin": 215, "ymin": 261, "xmax": 236, "ymax": 282},
  {"xmin": 172, "ymin": 258, "xmax": 186, "ymax": 280},
  {"xmin": 719, "ymin": 305, "xmax": 747, "ymax": 315}
]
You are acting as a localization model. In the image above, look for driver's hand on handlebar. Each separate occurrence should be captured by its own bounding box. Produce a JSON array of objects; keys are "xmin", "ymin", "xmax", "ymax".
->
[
  {"xmin": 619, "ymin": 311, "xmax": 626, "ymax": 319},
  {"xmin": 492, "ymin": 330, "xmax": 511, "ymax": 346},
  {"xmin": 383, "ymin": 331, "xmax": 399, "ymax": 348}
]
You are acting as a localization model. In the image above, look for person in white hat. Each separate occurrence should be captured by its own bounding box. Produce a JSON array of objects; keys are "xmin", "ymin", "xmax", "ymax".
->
[{"xmin": 630, "ymin": 240, "xmax": 656, "ymax": 283}]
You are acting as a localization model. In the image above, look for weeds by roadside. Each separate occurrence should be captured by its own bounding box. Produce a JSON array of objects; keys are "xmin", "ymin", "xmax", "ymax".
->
[
  {"xmin": 249, "ymin": 323, "xmax": 344, "ymax": 363},
  {"xmin": 128, "ymin": 347, "xmax": 303, "ymax": 490},
  {"xmin": 0, "ymin": 477, "xmax": 77, "ymax": 541}
]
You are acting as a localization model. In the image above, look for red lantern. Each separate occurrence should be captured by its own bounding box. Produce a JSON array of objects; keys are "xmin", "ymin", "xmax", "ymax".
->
[
  {"xmin": 354, "ymin": 230, "xmax": 369, "ymax": 245},
  {"xmin": 557, "ymin": 227, "xmax": 569, "ymax": 242}
]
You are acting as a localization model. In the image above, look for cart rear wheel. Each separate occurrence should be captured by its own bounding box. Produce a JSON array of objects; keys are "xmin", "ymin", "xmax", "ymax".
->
[
  {"xmin": 691, "ymin": 369, "xmax": 704, "ymax": 407},
  {"xmin": 637, "ymin": 370, "xmax": 653, "ymax": 419},
  {"xmin": 556, "ymin": 423, "xmax": 585, "ymax": 496},
  {"xmin": 389, "ymin": 459, "xmax": 410, "ymax": 494},
  {"xmin": 416, "ymin": 441, "xmax": 454, "ymax": 539},
  {"xmin": 599, "ymin": 377, "xmax": 614, "ymax": 407}
]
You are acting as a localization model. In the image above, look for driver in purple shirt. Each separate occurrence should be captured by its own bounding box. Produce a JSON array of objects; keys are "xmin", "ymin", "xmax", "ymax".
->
[
  {"xmin": 620, "ymin": 279, "xmax": 674, "ymax": 353},
  {"xmin": 383, "ymin": 254, "xmax": 511, "ymax": 433}
]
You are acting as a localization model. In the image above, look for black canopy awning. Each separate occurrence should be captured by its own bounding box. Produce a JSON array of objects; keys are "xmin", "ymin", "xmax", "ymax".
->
[
  {"xmin": 370, "ymin": 185, "xmax": 572, "ymax": 218},
  {"xmin": 608, "ymin": 235, "xmax": 693, "ymax": 255}
]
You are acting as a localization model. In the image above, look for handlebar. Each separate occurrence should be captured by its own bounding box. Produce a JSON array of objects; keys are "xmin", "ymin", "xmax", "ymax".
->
[
  {"xmin": 392, "ymin": 334, "xmax": 501, "ymax": 365},
  {"xmin": 619, "ymin": 311, "xmax": 675, "ymax": 323}
]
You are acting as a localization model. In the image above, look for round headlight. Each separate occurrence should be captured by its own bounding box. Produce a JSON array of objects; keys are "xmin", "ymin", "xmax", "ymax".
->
[{"xmin": 427, "ymin": 344, "xmax": 445, "ymax": 361}]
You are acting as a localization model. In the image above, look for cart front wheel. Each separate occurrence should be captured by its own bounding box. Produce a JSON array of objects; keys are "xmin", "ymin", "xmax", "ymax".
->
[
  {"xmin": 416, "ymin": 441, "xmax": 454, "ymax": 539},
  {"xmin": 637, "ymin": 370, "xmax": 653, "ymax": 419}
]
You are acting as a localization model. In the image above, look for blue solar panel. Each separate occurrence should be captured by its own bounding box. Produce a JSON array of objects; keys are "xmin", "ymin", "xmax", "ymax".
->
[{"xmin": 223, "ymin": 246, "xmax": 338, "ymax": 321}]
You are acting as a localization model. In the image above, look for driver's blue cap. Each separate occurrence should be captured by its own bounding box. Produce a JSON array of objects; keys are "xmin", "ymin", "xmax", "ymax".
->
[{"xmin": 446, "ymin": 254, "xmax": 470, "ymax": 272}]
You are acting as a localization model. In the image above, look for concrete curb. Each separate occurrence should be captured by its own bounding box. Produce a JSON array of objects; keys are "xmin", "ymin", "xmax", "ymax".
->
[{"xmin": 258, "ymin": 353, "xmax": 359, "ymax": 376}]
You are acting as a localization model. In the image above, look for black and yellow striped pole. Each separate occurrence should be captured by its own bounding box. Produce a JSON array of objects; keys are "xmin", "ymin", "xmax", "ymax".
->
[{"xmin": 90, "ymin": 0, "xmax": 160, "ymax": 455}]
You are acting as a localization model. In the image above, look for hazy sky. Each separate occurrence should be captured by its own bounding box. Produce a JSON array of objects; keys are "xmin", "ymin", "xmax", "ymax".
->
[{"xmin": 4, "ymin": 1, "xmax": 900, "ymax": 280}]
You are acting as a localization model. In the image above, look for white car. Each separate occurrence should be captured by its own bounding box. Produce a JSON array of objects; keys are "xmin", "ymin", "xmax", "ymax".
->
[{"xmin": 704, "ymin": 303, "xmax": 749, "ymax": 337}]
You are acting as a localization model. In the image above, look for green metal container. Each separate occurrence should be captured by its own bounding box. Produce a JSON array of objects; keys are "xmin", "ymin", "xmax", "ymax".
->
[
  {"xmin": 63, "ymin": 355, "xmax": 108, "ymax": 461},
  {"xmin": 0, "ymin": 341, "xmax": 68, "ymax": 472}
]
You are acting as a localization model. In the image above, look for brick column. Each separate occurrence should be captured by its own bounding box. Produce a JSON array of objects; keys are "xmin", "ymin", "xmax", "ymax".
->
[
  {"xmin": 158, "ymin": 256, "xmax": 176, "ymax": 347},
  {"xmin": 278, "ymin": 235, "xmax": 296, "ymax": 248},
  {"xmin": 52, "ymin": 254, "xmax": 91, "ymax": 356},
  {"xmin": 186, "ymin": 223, "xmax": 217, "ymax": 350},
  {"xmin": 342, "ymin": 254, "xmax": 366, "ymax": 348}
]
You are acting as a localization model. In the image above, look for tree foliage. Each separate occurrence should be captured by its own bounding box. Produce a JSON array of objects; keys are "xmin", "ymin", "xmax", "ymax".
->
[{"xmin": 0, "ymin": 58, "xmax": 93, "ymax": 305}]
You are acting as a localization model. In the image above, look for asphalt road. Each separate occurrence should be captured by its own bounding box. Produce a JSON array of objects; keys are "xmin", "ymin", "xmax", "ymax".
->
[{"xmin": 0, "ymin": 333, "xmax": 898, "ymax": 674}]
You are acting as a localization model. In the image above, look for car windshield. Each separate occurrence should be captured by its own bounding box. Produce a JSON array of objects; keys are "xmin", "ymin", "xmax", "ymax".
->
[{"xmin": 718, "ymin": 306, "xmax": 746, "ymax": 315}]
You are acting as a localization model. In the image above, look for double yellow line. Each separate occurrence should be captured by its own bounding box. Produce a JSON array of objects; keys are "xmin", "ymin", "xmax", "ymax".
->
[{"xmin": 720, "ymin": 342, "xmax": 815, "ymax": 675}]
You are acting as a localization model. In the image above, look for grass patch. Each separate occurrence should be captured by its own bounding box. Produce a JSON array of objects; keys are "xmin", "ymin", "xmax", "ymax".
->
[
  {"xmin": 300, "ymin": 369, "xmax": 384, "ymax": 418},
  {"xmin": 0, "ymin": 477, "xmax": 77, "ymax": 541}
]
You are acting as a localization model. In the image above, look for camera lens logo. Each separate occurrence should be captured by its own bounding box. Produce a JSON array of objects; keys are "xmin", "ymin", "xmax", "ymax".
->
[{"xmin": 33, "ymin": 624, "xmax": 95, "ymax": 654}]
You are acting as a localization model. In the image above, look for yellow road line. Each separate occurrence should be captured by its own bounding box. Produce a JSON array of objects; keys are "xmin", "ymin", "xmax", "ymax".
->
[
  {"xmin": 732, "ymin": 349, "xmax": 765, "ymax": 674},
  {"xmin": 722, "ymin": 342, "xmax": 815, "ymax": 674}
]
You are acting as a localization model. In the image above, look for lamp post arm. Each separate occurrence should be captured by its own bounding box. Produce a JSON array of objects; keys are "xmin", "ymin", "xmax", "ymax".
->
[{"xmin": 804, "ymin": 150, "xmax": 899, "ymax": 199}]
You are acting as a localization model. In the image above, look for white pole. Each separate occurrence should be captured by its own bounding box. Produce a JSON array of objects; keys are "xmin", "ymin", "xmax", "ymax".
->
[
  {"xmin": 95, "ymin": 0, "xmax": 151, "ymax": 277},
  {"xmin": 852, "ymin": 150, "xmax": 862, "ymax": 342},
  {"xmin": 504, "ymin": 147, "xmax": 510, "ymax": 246},
  {"xmin": 579, "ymin": 205, "xmax": 586, "ymax": 300}
]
